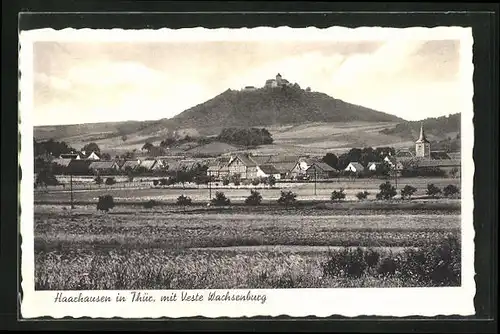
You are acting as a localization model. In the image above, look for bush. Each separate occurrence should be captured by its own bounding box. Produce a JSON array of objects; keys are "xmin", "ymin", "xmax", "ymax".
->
[
  {"xmin": 97, "ymin": 195, "xmax": 114, "ymax": 212},
  {"xmin": 245, "ymin": 190, "xmax": 262, "ymax": 206},
  {"xmin": 105, "ymin": 177, "xmax": 116, "ymax": 186},
  {"xmin": 176, "ymin": 195, "xmax": 192, "ymax": 206},
  {"xmin": 267, "ymin": 175, "xmax": 277, "ymax": 187},
  {"xmin": 143, "ymin": 200, "xmax": 158, "ymax": 209},
  {"xmin": 364, "ymin": 249, "xmax": 380, "ymax": 268},
  {"xmin": 426, "ymin": 183, "xmax": 442, "ymax": 198},
  {"xmin": 443, "ymin": 184, "xmax": 460, "ymax": 197},
  {"xmin": 322, "ymin": 247, "xmax": 367, "ymax": 279},
  {"xmin": 400, "ymin": 185, "xmax": 417, "ymax": 200},
  {"xmin": 153, "ymin": 179, "xmax": 159, "ymax": 186},
  {"xmin": 377, "ymin": 257, "xmax": 399, "ymax": 276},
  {"xmin": 377, "ymin": 181, "xmax": 397, "ymax": 200},
  {"xmin": 211, "ymin": 191, "xmax": 230, "ymax": 206},
  {"xmin": 94, "ymin": 176, "xmax": 103, "ymax": 185},
  {"xmin": 277, "ymin": 190, "xmax": 297, "ymax": 207},
  {"xmin": 222, "ymin": 178, "xmax": 230, "ymax": 186},
  {"xmin": 251, "ymin": 178, "xmax": 260, "ymax": 186},
  {"xmin": 233, "ymin": 179, "xmax": 241, "ymax": 186},
  {"xmin": 399, "ymin": 235, "xmax": 461, "ymax": 286},
  {"xmin": 331, "ymin": 188, "xmax": 346, "ymax": 201},
  {"xmin": 355, "ymin": 191, "xmax": 369, "ymax": 200}
]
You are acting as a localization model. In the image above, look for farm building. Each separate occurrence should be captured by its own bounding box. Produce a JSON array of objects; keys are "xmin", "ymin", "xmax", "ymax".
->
[
  {"xmin": 121, "ymin": 160, "xmax": 142, "ymax": 171},
  {"xmin": 206, "ymin": 157, "xmax": 231, "ymax": 179},
  {"xmin": 266, "ymin": 155, "xmax": 303, "ymax": 179},
  {"xmin": 52, "ymin": 158, "xmax": 73, "ymax": 168},
  {"xmin": 226, "ymin": 154, "xmax": 259, "ymax": 180},
  {"xmin": 383, "ymin": 156, "xmax": 407, "ymax": 171},
  {"xmin": 59, "ymin": 153, "xmax": 83, "ymax": 160},
  {"xmin": 80, "ymin": 151, "xmax": 101, "ymax": 160},
  {"xmin": 289, "ymin": 157, "xmax": 316, "ymax": 179},
  {"xmin": 345, "ymin": 162, "xmax": 365, "ymax": 173},
  {"xmin": 138, "ymin": 159, "xmax": 158, "ymax": 171},
  {"xmin": 88, "ymin": 161, "xmax": 119, "ymax": 175},
  {"xmin": 306, "ymin": 162, "xmax": 338, "ymax": 179},
  {"xmin": 415, "ymin": 159, "xmax": 461, "ymax": 177},
  {"xmin": 430, "ymin": 151, "xmax": 452, "ymax": 160},
  {"xmin": 256, "ymin": 164, "xmax": 281, "ymax": 179},
  {"xmin": 367, "ymin": 161, "xmax": 382, "ymax": 171}
]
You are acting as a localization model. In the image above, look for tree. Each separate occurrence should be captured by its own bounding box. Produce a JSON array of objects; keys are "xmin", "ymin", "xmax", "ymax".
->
[
  {"xmin": 105, "ymin": 177, "xmax": 116, "ymax": 186},
  {"xmin": 356, "ymin": 191, "xmax": 369, "ymax": 200},
  {"xmin": 35, "ymin": 169, "xmax": 59, "ymax": 187},
  {"xmin": 267, "ymin": 175, "xmax": 277, "ymax": 187},
  {"xmin": 443, "ymin": 184, "xmax": 459, "ymax": 198},
  {"xmin": 251, "ymin": 178, "xmax": 260, "ymax": 186},
  {"xmin": 377, "ymin": 181, "xmax": 397, "ymax": 200},
  {"xmin": 426, "ymin": 183, "xmax": 442, "ymax": 198},
  {"xmin": 450, "ymin": 167, "xmax": 459, "ymax": 178},
  {"xmin": 95, "ymin": 175, "xmax": 103, "ymax": 185},
  {"xmin": 211, "ymin": 191, "xmax": 230, "ymax": 206},
  {"xmin": 82, "ymin": 142, "xmax": 100, "ymax": 154},
  {"xmin": 222, "ymin": 177, "xmax": 230, "ymax": 186},
  {"xmin": 121, "ymin": 135, "xmax": 128, "ymax": 142},
  {"xmin": 245, "ymin": 190, "xmax": 262, "ymax": 206},
  {"xmin": 400, "ymin": 185, "xmax": 417, "ymax": 200},
  {"xmin": 142, "ymin": 142, "xmax": 154, "ymax": 152},
  {"xmin": 176, "ymin": 195, "xmax": 192, "ymax": 206},
  {"xmin": 97, "ymin": 195, "xmax": 114, "ymax": 212},
  {"xmin": 277, "ymin": 190, "xmax": 297, "ymax": 208},
  {"xmin": 331, "ymin": 188, "xmax": 346, "ymax": 201},
  {"xmin": 322, "ymin": 153, "xmax": 338, "ymax": 169},
  {"xmin": 100, "ymin": 153, "xmax": 111, "ymax": 160}
]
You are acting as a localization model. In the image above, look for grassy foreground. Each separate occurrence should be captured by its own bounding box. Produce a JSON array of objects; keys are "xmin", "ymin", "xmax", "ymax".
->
[{"xmin": 34, "ymin": 205, "xmax": 461, "ymax": 290}]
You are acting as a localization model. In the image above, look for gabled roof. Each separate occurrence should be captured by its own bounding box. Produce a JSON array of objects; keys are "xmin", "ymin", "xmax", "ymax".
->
[
  {"xmin": 230, "ymin": 154, "xmax": 257, "ymax": 167},
  {"xmin": 307, "ymin": 162, "xmax": 337, "ymax": 172},
  {"xmin": 346, "ymin": 162, "xmax": 365, "ymax": 171},
  {"xmin": 139, "ymin": 160, "xmax": 157, "ymax": 169},
  {"xmin": 89, "ymin": 161, "xmax": 116, "ymax": 170},
  {"xmin": 59, "ymin": 153, "xmax": 80, "ymax": 159},
  {"xmin": 258, "ymin": 164, "xmax": 280, "ymax": 175},
  {"xmin": 52, "ymin": 158, "xmax": 72, "ymax": 167},
  {"xmin": 122, "ymin": 160, "xmax": 141, "ymax": 169}
]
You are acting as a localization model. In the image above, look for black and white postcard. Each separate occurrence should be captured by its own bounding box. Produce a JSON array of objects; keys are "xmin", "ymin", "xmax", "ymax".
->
[{"xmin": 19, "ymin": 26, "xmax": 475, "ymax": 318}]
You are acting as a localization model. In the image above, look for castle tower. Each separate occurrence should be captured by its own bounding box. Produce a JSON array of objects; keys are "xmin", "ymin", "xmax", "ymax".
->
[
  {"xmin": 415, "ymin": 123, "xmax": 431, "ymax": 158},
  {"xmin": 276, "ymin": 73, "xmax": 282, "ymax": 85}
]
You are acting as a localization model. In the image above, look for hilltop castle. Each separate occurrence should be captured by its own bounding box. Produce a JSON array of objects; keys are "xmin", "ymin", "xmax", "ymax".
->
[{"xmin": 264, "ymin": 73, "xmax": 294, "ymax": 88}]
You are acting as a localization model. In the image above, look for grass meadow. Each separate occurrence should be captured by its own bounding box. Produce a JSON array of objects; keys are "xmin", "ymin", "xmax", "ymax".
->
[{"xmin": 34, "ymin": 201, "xmax": 461, "ymax": 290}]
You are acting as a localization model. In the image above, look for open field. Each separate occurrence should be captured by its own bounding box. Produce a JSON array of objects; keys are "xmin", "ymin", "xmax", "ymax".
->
[
  {"xmin": 34, "ymin": 203, "xmax": 461, "ymax": 290},
  {"xmin": 35, "ymin": 177, "xmax": 461, "ymax": 203}
]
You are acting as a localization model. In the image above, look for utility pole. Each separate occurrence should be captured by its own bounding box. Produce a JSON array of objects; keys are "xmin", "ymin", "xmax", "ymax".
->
[
  {"xmin": 70, "ymin": 171, "xmax": 74, "ymax": 209},
  {"xmin": 314, "ymin": 167, "xmax": 317, "ymax": 196},
  {"xmin": 395, "ymin": 155, "xmax": 398, "ymax": 189},
  {"xmin": 208, "ymin": 170, "xmax": 212, "ymax": 201}
]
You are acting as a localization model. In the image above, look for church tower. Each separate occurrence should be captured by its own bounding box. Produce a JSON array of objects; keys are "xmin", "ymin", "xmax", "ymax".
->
[{"xmin": 415, "ymin": 123, "xmax": 431, "ymax": 158}]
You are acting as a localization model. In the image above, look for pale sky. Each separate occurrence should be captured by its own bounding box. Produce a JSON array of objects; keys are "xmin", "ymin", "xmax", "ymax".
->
[{"xmin": 31, "ymin": 32, "xmax": 467, "ymax": 126}]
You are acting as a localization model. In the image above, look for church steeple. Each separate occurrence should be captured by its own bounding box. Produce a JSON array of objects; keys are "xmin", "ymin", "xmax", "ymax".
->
[
  {"xmin": 416, "ymin": 122, "xmax": 430, "ymax": 143},
  {"xmin": 415, "ymin": 122, "xmax": 431, "ymax": 158}
]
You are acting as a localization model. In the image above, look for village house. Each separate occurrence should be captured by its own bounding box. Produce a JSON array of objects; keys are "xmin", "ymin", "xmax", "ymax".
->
[
  {"xmin": 59, "ymin": 153, "xmax": 82, "ymax": 160},
  {"xmin": 121, "ymin": 159, "xmax": 142, "ymax": 172},
  {"xmin": 207, "ymin": 157, "xmax": 231, "ymax": 179},
  {"xmin": 88, "ymin": 161, "xmax": 120, "ymax": 175},
  {"xmin": 345, "ymin": 162, "xmax": 365, "ymax": 173},
  {"xmin": 80, "ymin": 150, "xmax": 101, "ymax": 160},
  {"xmin": 306, "ymin": 161, "xmax": 338, "ymax": 179},
  {"xmin": 288, "ymin": 157, "xmax": 317, "ymax": 179},
  {"xmin": 256, "ymin": 164, "xmax": 281, "ymax": 179},
  {"xmin": 367, "ymin": 161, "xmax": 382, "ymax": 171},
  {"xmin": 266, "ymin": 155, "xmax": 303, "ymax": 179},
  {"xmin": 67, "ymin": 160, "xmax": 92, "ymax": 176},
  {"xmin": 383, "ymin": 156, "xmax": 406, "ymax": 171},
  {"xmin": 226, "ymin": 154, "xmax": 259, "ymax": 180}
]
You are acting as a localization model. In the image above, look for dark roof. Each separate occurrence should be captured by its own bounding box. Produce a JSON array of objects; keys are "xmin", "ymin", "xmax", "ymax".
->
[
  {"xmin": 232, "ymin": 154, "xmax": 257, "ymax": 167},
  {"xmin": 52, "ymin": 158, "xmax": 72, "ymax": 167},
  {"xmin": 416, "ymin": 159, "xmax": 461, "ymax": 168},
  {"xmin": 60, "ymin": 153, "xmax": 80, "ymax": 159},
  {"xmin": 259, "ymin": 164, "xmax": 280, "ymax": 175},
  {"xmin": 416, "ymin": 123, "xmax": 430, "ymax": 143},
  {"xmin": 430, "ymin": 151, "xmax": 452, "ymax": 160},
  {"xmin": 89, "ymin": 161, "xmax": 116, "ymax": 169},
  {"xmin": 307, "ymin": 162, "xmax": 337, "ymax": 172}
]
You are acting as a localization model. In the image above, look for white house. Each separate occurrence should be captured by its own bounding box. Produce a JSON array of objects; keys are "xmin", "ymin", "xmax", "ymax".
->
[
  {"xmin": 384, "ymin": 156, "xmax": 405, "ymax": 170},
  {"xmin": 367, "ymin": 162, "xmax": 381, "ymax": 171},
  {"xmin": 85, "ymin": 151, "xmax": 101, "ymax": 160},
  {"xmin": 256, "ymin": 164, "xmax": 281, "ymax": 179},
  {"xmin": 345, "ymin": 162, "xmax": 365, "ymax": 173}
]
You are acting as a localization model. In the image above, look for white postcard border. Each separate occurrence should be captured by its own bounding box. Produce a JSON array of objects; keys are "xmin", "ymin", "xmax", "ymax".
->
[{"xmin": 19, "ymin": 26, "xmax": 475, "ymax": 318}]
